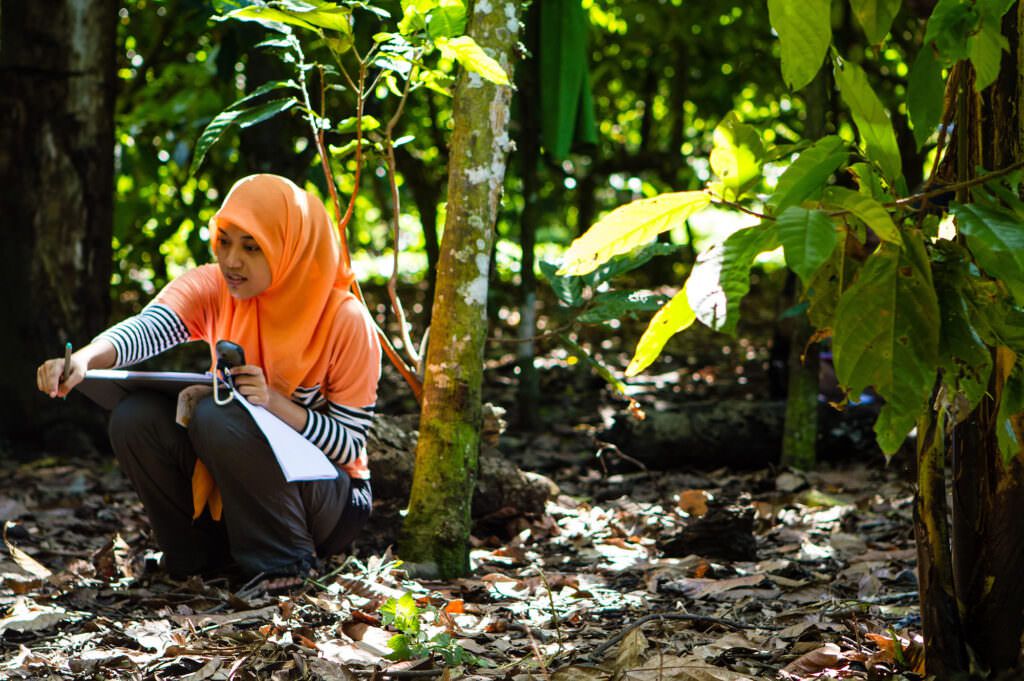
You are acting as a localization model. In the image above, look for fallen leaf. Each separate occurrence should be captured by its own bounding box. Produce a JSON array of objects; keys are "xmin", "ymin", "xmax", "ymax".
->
[
  {"xmin": 3, "ymin": 522, "xmax": 52, "ymax": 579},
  {"xmin": 781, "ymin": 642, "xmax": 846, "ymax": 676},
  {"xmin": 677, "ymin": 490, "xmax": 710, "ymax": 517}
]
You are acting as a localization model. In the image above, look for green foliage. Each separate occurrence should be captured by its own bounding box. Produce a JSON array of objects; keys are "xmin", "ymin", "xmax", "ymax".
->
[
  {"xmin": 558, "ymin": 0, "xmax": 1024, "ymax": 462},
  {"xmin": 686, "ymin": 224, "xmax": 781, "ymax": 336},
  {"xmin": 951, "ymin": 199, "xmax": 1024, "ymax": 305},
  {"xmin": 766, "ymin": 0, "xmax": 831, "ymax": 90},
  {"xmin": 833, "ymin": 58, "xmax": 903, "ymax": 183},
  {"xmin": 822, "ymin": 186, "xmax": 901, "ymax": 244},
  {"xmin": 850, "ymin": 0, "xmax": 901, "ymax": 45},
  {"xmin": 833, "ymin": 233, "xmax": 940, "ymax": 453},
  {"xmin": 380, "ymin": 594, "xmax": 482, "ymax": 666},
  {"xmin": 709, "ymin": 112, "xmax": 764, "ymax": 201},
  {"xmin": 777, "ymin": 206, "xmax": 839, "ymax": 284},
  {"xmin": 626, "ymin": 285, "xmax": 696, "ymax": 376},
  {"xmin": 906, "ymin": 47, "xmax": 946, "ymax": 150},
  {"xmin": 557, "ymin": 191, "xmax": 710, "ymax": 276},
  {"xmin": 768, "ymin": 135, "xmax": 849, "ymax": 214}
]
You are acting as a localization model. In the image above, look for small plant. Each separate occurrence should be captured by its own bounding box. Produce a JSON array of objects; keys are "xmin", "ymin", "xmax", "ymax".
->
[{"xmin": 379, "ymin": 593, "xmax": 483, "ymax": 666}]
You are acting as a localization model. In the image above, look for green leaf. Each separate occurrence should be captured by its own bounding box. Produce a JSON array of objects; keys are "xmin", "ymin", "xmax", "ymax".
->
[
  {"xmin": 558, "ymin": 191, "xmax": 711, "ymax": 276},
  {"xmin": 427, "ymin": 1, "xmax": 466, "ymax": 40},
  {"xmin": 335, "ymin": 114, "xmax": 381, "ymax": 134},
  {"xmin": 833, "ymin": 232, "xmax": 940, "ymax": 454},
  {"xmin": 626, "ymin": 285, "xmax": 697, "ymax": 376},
  {"xmin": 225, "ymin": 5, "xmax": 318, "ymax": 32},
  {"xmin": 907, "ymin": 47, "xmax": 946, "ymax": 150},
  {"xmin": 380, "ymin": 594, "xmax": 420, "ymax": 635},
  {"xmin": 997, "ymin": 361, "xmax": 1024, "ymax": 463},
  {"xmin": 386, "ymin": 634, "xmax": 418, "ymax": 661},
  {"xmin": 968, "ymin": 19, "xmax": 1009, "ymax": 91},
  {"xmin": 191, "ymin": 94, "xmax": 301, "ymax": 175},
  {"xmin": 709, "ymin": 112, "xmax": 765, "ymax": 200},
  {"xmin": 768, "ymin": 135, "xmax": 848, "ymax": 214},
  {"xmin": 806, "ymin": 246, "xmax": 847, "ymax": 330},
  {"xmin": 850, "ymin": 0, "xmax": 902, "ymax": 44},
  {"xmin": 687, "ymin": 225, "xmax": 781, "ymax": 336},
  {"xmin": 952, "ymin": 201, "xmax": 1024, "ymax": 304},
  {"xmin": 581, "ymin": 242, "xmax": 686, "ymax": 288},
  {"xmin": 924, "ymin": 0, "xmax": 979, "ymax": 62},
  {"xmin": 778, "ymin": 207, "xmax": 840, "ymax": 284},
  {"xmin": 436, "ymin": 36, "xmax": 510, "ymax": 85},
  {"xmin": 229, "ymin": 79, "xmax": 301, "ymax": 112},
  {"xmin": 540, "ymin": 260, "xmax": 584, "ymax": 308},
  {"xmin": 823, "ymin": 186, "xmax": 902, "ymax": 244},
  {"xmin": 834, "ymin": 58, "xmax": 904, "ymax": 182},
  {"xmin": 934, "ymin": 257, "xmax": 993, "ymax": 418},
  {"xmin": 577, "ymin": 290, "xmax": 669, "ymax": 324},
  {"xmin": 767, "ymin": 0, "xmax": 831, "ymax": 91}
]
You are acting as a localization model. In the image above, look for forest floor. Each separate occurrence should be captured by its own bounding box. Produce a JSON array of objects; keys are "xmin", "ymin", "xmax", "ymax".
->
[
  {"xmin": 1, "ymin": 277, "xmax": 926, "ymax": 680},
  {"xmin": 1, "ymin": 380, "xmax": 925, "ymax": 679}
]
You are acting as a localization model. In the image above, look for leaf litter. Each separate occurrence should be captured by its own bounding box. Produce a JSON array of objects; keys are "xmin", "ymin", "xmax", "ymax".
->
[{"xmin": 1, "ymin": 426, "xmax": 923, "ymax": 679}]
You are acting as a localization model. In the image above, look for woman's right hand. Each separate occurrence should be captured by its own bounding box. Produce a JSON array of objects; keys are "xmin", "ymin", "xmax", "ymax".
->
[{"xmin": 36, "ymin": 355, "xmax": 87, "ymax": 398}]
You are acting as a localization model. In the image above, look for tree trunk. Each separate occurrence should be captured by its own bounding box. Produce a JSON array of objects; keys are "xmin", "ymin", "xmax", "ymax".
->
[
  {"xmin": 0, "ymin": 0, "xmax": 116, "ymax": 450},
  {"xmin": 399, "ymin": 0, "xmax": 519, "ymax": 577},
  {"xmin": 949, "ymin": 4, "xmax": 1024, "ymax": 675}
]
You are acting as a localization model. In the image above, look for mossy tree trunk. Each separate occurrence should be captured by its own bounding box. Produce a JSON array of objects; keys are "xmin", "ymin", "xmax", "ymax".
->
[
  {"xmin": 399, "ymin": 0, "xmax": 519, "ymax": 577},
  {"xmin": 0, "ymin": 0, "xmax": 115, "ymax": 451}
]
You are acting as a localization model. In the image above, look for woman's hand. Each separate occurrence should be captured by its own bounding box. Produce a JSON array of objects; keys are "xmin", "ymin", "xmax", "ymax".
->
[
  {"xmin": 228, "ymin": 365, "xmax": 272, "ymax": 406},
  {"xmin": 228, "ymin": 365, "xmax": 309, "ymax": 432},
  {"xmin": 36, "ymin": 355, "xmax": 87, "ymax": 398}
]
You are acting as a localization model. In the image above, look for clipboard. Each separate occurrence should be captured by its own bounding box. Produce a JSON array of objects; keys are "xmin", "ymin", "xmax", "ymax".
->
[
  {"xmin": 75, "ymin": 369, "xmax": 338, "ymax": 482},
  {"xmin": 76, "ymin": 369, "xmax": 220, "ymax": 410}
]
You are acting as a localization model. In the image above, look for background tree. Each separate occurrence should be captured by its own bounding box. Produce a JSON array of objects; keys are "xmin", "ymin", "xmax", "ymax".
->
[
  {"xmin": 0, "ymin": 0, "xmax": 117, "ymax": 450},
  {"xmin": 399, "ymin": 0, "xmax": 518, "ymax": 577}
]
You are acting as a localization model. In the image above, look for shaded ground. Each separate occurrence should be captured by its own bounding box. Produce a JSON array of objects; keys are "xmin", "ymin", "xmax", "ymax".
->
[{"xmin": 0, "ymin": 428, "xmax": 924, "ymax": 679}]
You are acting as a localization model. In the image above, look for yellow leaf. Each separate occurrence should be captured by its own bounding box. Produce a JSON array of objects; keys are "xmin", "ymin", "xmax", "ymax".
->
[
  {"xmin": 626, "ymin": 284, "xmax": 697, "ymax": 376},
  {"xmin": 558, "ymin": 191, "xmax": 710, "ymax": 276},
  {"xmin": 437, "ymin": 36, "xmax": 509, "ymax": 85}
]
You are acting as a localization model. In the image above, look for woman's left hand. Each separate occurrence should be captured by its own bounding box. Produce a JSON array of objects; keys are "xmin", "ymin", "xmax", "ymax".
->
[{"xmin": 228, "ymin": 365, "xmax": 272, "ymax": 406}]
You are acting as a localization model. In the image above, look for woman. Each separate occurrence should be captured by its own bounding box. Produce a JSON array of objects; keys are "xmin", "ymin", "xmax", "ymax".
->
[{"xmin": 36, "ymin": 175, "xmax": 381, "ymax": 586}]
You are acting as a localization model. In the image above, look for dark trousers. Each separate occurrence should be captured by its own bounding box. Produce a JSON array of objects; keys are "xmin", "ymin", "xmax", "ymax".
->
[{"xmin": 108, "ymin": 390, "xmax": 371, "ymax": 577}]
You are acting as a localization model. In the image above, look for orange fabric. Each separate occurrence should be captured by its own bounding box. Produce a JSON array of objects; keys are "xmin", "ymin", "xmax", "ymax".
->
[{"xmin": 153, "ymin": 174, "xmax": 380, "ymax": 519}]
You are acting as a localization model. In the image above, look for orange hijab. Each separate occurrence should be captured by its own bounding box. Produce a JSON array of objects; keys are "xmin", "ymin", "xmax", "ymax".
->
[
  {"xmin": 209, "ymin": 174, "xmax": 355, "ymax": 395},
  {"xmin": 182, "ymin": 174, "xmax": 356, "ymax": 520}
]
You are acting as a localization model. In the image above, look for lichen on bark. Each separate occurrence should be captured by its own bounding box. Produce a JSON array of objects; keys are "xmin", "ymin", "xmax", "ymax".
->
[{"xmin": 398, "ymin": 0, "xmax": 520, "ymax": 577}]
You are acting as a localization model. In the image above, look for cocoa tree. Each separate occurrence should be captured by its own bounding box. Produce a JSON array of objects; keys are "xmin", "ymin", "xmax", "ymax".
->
[{"xmin": 557, "ymin": 0, "xmax": 1024, "ymax": 675}]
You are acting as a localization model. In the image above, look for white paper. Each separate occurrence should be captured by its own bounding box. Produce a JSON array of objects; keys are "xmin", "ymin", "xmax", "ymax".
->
[{"xmin": 233, "ymin": 393, "xmax": 339, "ymax": 482}]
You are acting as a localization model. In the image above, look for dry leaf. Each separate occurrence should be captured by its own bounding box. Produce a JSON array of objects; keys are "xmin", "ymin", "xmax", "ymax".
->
[
  {"xmin": 3, "ymin": 522, "xmax": 52, "ymax": 579},
  {"xmin": 613, "ymin": 628, "xmax": 649, "ymax": 671},
  {"xmin": 781, "ymin": 642, "xmax": 846, "ymax": 675},
  {"xmin": 865, "ymin": 632, "xmax": 926, "ymax": 674},
  {"xmin": 677, "ymin": 490, "xmax": 710, "ymax": 517}
]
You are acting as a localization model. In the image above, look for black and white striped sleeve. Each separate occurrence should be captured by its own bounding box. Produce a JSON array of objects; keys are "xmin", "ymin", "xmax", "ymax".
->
[
  {"xmin": 299, "ymin": 401, "xmax": 375, "ymax": 465},
  {"xmin": 94, "ymin": 303, "xmax": 191, "ymax": 368}
]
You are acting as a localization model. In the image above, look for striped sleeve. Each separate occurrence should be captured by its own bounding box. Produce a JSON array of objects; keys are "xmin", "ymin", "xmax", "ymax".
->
[
  {"xmin": 299, "ymin": 401, "xmax": 375, "ymax": 466},
  {"xmin": 94, "ymin": 303, "xmax": 190, "ymax": 368}
]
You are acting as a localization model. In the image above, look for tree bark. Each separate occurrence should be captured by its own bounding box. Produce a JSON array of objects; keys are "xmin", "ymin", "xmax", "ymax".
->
[
  {"xmin": 0, "ymin": 0, "xmax": 116, "ymax": 450},
  {"xmin": 399, "ymin": 0, "xmax": 519, "ymax": 577},
  {"xmin": 949, "ymin": 4, "xmax": 1024, "ymax": 675}
]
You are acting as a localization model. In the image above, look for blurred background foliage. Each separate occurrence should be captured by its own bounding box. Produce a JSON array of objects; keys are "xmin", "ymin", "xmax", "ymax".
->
[{"xmin": 111, "ymin": 0, "xmax": 937, "ymax": 387}]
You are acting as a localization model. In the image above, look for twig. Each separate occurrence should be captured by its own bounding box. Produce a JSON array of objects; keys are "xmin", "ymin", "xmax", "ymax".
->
[
  {"xmin": 354, "ymin": 670, "xmax": 445, "ymax": 678},
  {"xmin": 590, "ymin": 613, "xmax": 756, "ymax": 660},
  {"xmin": 707, "ymin": 194, "xmax": 775, "ymax": 221},
  {"xmin": 383, "ymin": 63, "xmax": 422, "ymax": 370},
  {"xmin": 535, "ymin": 569, "xmax": 564, "ymax": 650}
]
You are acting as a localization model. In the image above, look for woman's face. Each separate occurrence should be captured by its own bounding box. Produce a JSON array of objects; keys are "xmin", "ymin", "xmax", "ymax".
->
[{"xmin": 214, "ymin": 223, "xmax": 272, "ymax": 299}]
